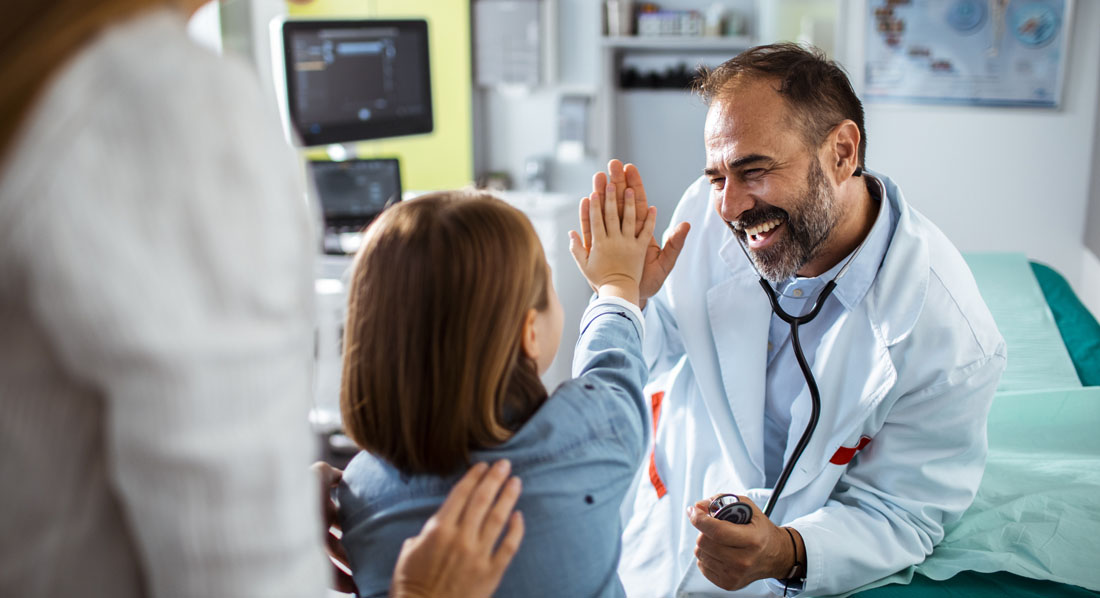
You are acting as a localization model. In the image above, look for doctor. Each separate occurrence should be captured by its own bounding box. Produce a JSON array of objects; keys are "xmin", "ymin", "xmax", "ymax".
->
[{"xmin": 581, "ymin": 44, "xmax": 1006, "ymax": 596}]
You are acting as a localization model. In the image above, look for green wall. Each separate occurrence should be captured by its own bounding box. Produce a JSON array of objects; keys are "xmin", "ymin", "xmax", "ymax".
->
[{"xmin": 287, "ymin": 0, "xmax": 473, "ymax": 191}]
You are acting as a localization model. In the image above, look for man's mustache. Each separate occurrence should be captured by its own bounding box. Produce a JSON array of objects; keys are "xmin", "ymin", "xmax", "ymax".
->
[{"xmin": 729, "ymin": 205, "xmax": 789, "ymax": 232}]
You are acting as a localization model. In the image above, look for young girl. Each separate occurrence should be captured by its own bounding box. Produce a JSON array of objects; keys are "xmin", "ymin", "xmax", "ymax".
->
[{"xmin": 337, "ymin": 188, "xmax": 657, "ymax": 597}]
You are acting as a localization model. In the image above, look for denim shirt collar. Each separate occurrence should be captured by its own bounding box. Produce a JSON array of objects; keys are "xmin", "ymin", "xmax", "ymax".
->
[{"xmin": 773, "ymin": 175, "xmax": 896, "ymax": 312}]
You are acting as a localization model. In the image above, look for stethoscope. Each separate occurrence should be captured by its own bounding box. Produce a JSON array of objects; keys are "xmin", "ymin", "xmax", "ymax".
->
[{"xmin": 709, "ymin": 168, "xmax": 869, "ymax": 525}]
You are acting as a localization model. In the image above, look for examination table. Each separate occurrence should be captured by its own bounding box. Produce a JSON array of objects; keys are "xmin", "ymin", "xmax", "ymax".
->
[{"xmin": 849, "ymin": 253, "xmax": 1100, "ymax": 598}]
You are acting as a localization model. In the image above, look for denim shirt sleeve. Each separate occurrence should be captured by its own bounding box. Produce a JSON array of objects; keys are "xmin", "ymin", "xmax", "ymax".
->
[{"xmin": 569, "ymin": 298, "xmax": 650, "ymax": 465}]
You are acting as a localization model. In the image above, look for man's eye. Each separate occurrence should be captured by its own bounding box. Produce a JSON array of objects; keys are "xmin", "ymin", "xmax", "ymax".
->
[
  {"xmin": 742, "ymin": 168, "xmax": 765, "ymax": 179},
  {"xmin": 710, "ymin": 178, "xmax": 725, "ymax": 190}
]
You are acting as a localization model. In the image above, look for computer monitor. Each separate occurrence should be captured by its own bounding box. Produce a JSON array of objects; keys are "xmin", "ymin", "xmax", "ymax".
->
[
  {"xmin": 281, "ymin": 19, "xmax": 433, "ymax": 146},
  {"xmin": 309, "ymin": 158, "xmax": 402, "ymax": 253}
]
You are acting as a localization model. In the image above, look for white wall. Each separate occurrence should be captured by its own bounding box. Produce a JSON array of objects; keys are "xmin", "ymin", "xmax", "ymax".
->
[
  {"xmin": 841, "ymin": 0, "xmax": 1100, "ymax": 317},
  {"xmin": 1086, "ymin": 32, "xmax": 1100, "ymax": 317},
  {"xmin": 474, "ymin": 0, "xmax": 603, "ymax": 202},
  {"xmin": 478, "ymin": 88, "xmax": 603, "ymax": 199},
  {"xmin": 475, "ymin": 0, "xmax": 755, "ymax": 236},
  {"xmin": 1082, "ymin": 249, "xmax": 1100, "ymax": 319}
]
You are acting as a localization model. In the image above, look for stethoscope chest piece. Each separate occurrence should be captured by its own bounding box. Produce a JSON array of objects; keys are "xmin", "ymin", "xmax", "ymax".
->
[{"xmin": 708, "ymin": 493, "xmax": 753, "ymax": 524}]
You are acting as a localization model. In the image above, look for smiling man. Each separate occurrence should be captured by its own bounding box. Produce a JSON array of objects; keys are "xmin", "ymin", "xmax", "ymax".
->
[{"xmin": 587, "ymin": 44, "xmax": 1007, "ymax": 597}]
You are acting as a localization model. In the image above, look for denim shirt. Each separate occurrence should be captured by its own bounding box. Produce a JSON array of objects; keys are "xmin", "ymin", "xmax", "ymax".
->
[{"xmin": 338, "ymin": 298, "xmax": 649, "ymax": 598}]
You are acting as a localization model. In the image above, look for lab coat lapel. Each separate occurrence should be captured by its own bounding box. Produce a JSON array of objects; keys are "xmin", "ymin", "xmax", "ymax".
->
[
  {"xmin": 775, "ymin": 308, "xmax": 895, "ymax": 506},
  {"xmin": 706, "ymin": 238, "xmax": 771, "ymax": 480}
]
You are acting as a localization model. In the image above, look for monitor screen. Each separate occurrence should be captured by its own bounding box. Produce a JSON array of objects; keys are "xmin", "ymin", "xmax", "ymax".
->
[
  {"xmin": 282, "ymin": 20, "xmax": 432, "ymax": 146},
  {"xmin": 309, "ymin": 159, "xmax": 402, "ymax": 226}
]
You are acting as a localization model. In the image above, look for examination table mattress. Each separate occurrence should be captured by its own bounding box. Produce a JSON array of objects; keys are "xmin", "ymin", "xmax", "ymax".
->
[{"xmin": 848, "ymin": 254, "xmax": 1100, "ymax": 598}]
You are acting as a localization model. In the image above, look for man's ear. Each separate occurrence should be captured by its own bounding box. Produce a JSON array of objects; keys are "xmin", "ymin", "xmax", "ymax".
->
[
  {"xmin": 827, "ymin": 120, "xmax": 861, "ymax": 181},
  {"xmin": 520, "ymin": 308, "xmax": 540, "ymax": 362}
]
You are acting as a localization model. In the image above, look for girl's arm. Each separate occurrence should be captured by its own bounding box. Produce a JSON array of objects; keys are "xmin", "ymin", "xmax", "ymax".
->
[{"xmin": 567, "ymin": 182, "xmax": 657, "ymax": 461}]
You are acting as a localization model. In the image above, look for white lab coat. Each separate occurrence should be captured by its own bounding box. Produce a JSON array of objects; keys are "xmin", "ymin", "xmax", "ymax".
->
[{"xmin": 619, "ymin": 173, "xmax": 1006, "ymax": 597}]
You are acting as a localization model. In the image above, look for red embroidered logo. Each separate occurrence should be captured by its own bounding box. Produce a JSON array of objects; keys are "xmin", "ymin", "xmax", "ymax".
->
[
  {"xmin": 648, "ymin": 391, "xmax": 667, "ymax": 498},
  {"xmin": 830, "ymin": 436, "xmax": 872, "ymax": 465}
]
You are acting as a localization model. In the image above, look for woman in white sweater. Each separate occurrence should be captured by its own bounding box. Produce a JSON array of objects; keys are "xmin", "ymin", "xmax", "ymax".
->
[{"xmin": 0, "ymin": 2, "xmax": 521, "ymax": 596}]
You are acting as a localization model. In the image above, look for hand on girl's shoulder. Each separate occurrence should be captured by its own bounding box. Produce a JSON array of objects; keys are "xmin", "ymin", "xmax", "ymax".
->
[{"xmin": 390, "ymin": 460, "xmax": 524, "ymax": 598}]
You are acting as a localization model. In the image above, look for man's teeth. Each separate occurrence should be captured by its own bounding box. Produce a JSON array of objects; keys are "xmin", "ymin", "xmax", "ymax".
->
[{"xmin": 746, "ymin": 219, "xmax": 782, "ymax": 239}]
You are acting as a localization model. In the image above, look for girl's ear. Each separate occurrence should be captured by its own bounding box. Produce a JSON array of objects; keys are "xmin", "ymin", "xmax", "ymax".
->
[{"xmin": 521, "ymin": 308, "xmax": 540, "ymax": 362}]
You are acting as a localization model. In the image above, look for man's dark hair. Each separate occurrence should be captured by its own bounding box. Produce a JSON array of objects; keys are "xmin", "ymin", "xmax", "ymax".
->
[{"xmin": 694, "ymin": 43, "xmax": 866, "ymax": 168}]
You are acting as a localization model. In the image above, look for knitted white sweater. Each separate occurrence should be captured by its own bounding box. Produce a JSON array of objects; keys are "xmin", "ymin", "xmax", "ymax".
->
[{"xmin": 0, "ymin": 8, "xmax": 326, "ymax": 597}]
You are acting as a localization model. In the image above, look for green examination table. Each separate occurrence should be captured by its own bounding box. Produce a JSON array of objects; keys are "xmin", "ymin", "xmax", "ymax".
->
[{"xmin": 846, "ymin": 254, "xmax": 1100, "ymax": 598}]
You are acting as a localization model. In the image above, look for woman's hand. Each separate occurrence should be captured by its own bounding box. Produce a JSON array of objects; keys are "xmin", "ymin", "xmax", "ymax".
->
[
  {"xmin": 569, "ymin": 172, "xmax": 657, "ymax": 307},
  {"xmin": 311, "ymin": 461, "xmax": 358, "ymax": 594},
  {"xmin": 390, "ymin": 460, "xmax": 525, "ymax": 598}
]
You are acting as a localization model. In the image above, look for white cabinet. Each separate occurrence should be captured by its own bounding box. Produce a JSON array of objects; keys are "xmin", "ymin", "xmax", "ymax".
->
[
  {"xmin": 497, "ymin": 192, "xmax": 593, "ymax": 390},
  {"xmin": 595, "ymin": 32, "xmax": 756, "ymax": 234},
  {"xmin": 311, "ymin": 256, "xmax": 354, "ymax": 434}
]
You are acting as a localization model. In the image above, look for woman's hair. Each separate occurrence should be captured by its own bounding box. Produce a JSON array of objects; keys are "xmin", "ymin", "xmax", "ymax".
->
[
  {"xmin": 340, "ymin": 190, "xmax": 551, "ymax": 476},
  {"xmin": 0, "ymin": 0, "xmax": 166, "ymax": 162}
]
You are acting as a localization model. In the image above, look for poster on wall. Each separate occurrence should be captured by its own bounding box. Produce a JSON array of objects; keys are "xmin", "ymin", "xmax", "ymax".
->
[{"xmin": 864, "ymin": 0, "xmax": 1071, "ymax": 107}]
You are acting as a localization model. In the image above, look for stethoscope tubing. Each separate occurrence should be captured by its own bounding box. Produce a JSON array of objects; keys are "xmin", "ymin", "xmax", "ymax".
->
[{"xmin": 758, "ymin": 278, "xmax": 835, "ymax": 518}]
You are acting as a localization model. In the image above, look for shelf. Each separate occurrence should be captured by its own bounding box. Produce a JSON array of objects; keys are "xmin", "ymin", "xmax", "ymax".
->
[
  {"xmin": 617, "ymin": 87, "xmax": 701, "ymax": 93},
  {"xmin": 600, "ymin": 35, "xmax": 754, "ymax": 52}
]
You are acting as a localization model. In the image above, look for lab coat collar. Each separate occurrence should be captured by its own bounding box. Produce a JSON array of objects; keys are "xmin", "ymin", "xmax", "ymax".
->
[
  {"xmin": 864, "ymin": 171, "xmax": 929, "ymax": 346},
  {"xmin": 718, "ymin": 225, "xmax": 761, "ymax": 283},
  {"xmin": 706, "ymin": 274, "xmax": 771, "ymax": 480},
  {"xmin": 818, "ymin": 173, "xmax": 895, "ymax": 312}
]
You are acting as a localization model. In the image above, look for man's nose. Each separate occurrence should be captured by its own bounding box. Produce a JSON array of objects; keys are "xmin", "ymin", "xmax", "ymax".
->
[{"xmin": 716, "ymin": 182, "xmax": 755, "ymax": 222}]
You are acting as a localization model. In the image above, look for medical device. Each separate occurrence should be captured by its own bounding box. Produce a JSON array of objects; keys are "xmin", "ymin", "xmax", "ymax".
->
[
  {"xmin": 277, "ymin": 19, "xmax": 433, "ymax": 147},
  {"xmin": 308, "ymin": 158, "xmax": 402, "ymax": 254},
  {"xmin": 709, "ymin": 493, "xmax": 753, "ymax": 524},
  {"xmin": 718, "ymin": 168, "xmax": 868, "ymax": 523}
]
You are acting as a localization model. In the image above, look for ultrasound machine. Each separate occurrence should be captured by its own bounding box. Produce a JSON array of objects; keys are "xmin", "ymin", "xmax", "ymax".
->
[
  {"xmin": 274, "ymin": 18, "xmax": 431, "ymax": 254},
  {"xmin": 271, "ymin": 18, "xmax": 433, "ymax": 458},
  {"xmin": 309, "ymin": 158, "xmax": 402, "ymax": 254},
  {"xmin": 279, "ymin": 19, "xmax": 432, "ymax": 147}
]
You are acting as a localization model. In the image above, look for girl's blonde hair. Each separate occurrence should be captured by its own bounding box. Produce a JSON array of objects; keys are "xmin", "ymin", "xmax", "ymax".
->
[
  {"xmin": 0, "ymin": 0, "xmax": 170, "ymax": 163},
  {"xmin": 340, "ymin": 190, "xmax": 551, "ymax": 475}
]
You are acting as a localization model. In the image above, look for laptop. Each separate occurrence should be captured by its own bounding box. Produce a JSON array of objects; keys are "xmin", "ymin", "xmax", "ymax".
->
[{"xmin": 308, "ymin": 158, "xmax": 402, "ymax": 254}]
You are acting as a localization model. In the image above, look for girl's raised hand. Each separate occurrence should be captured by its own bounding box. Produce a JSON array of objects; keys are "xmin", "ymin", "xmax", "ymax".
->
[{"xmin": 568, "ymin": 182, "xmax": 657, "ymax": 307}]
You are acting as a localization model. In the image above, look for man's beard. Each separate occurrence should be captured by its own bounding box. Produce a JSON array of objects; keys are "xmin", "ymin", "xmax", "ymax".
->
[{"xmin": 733, "ymin": 160, "xmax": 839, "ymax": 283}]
